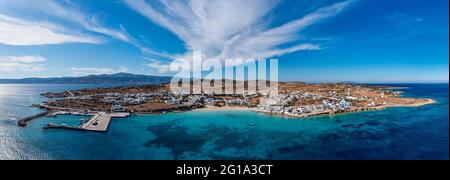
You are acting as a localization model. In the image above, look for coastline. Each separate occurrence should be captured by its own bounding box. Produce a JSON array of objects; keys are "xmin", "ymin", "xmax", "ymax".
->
[
  {"xmin": 38, "ymin": 98, "xmax": 437, "ymax": 120},
  {"xmin": 187, "ymin": 98, "xmax": 436, "ymax": 118},
  {"xmin": 271, "ymin": 98, "xmax": 436, "ymax": 118},
  {"xmin": 373, "ymin": 98, "xmax": 436, "ymax": 110},
  {"xmin": 31, "ymin": 82, "xmax": 439, "ymax": 123},
  {"xmin": 192, "ymin": 106, "xmax": 257, "ymax": 112},
  {"xmin": 2, "ymin": 83, "xmax": 447, "ymax": 160}
]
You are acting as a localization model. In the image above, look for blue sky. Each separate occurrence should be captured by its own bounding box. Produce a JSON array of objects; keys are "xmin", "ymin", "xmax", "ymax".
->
[{"xmin": 0, "ymin": 0, "xmax": 448, "ymax": 83}]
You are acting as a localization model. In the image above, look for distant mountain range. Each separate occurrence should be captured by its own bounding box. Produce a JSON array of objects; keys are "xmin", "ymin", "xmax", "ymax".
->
[{"xmin": 0, "ymin": 73, "xmax": 172, "ymax": 84}]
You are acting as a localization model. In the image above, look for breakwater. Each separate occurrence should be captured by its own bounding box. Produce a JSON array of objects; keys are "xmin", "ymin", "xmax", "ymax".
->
[{"xmin": 17, "ymin": 111, "xmax": 50, "ymax": 127}]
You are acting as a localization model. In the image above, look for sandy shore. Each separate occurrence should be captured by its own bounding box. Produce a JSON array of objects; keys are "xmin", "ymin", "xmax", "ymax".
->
[
  {"xmin": 374, "ymin": 98, "xmax": 436, "ymax": 110},
  {"xmin": 192, "ymin": 106, "xmax": 256, "ymax": 112}
]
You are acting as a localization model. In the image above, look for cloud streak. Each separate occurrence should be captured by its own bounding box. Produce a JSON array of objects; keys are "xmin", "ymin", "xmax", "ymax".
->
[
  {"xmin": 143, "ymin": 57, "xmax": 171, "ymax": 74},
  {"xmin": 39, "ymin": 0, "xmax": 134, "ymax": 43},
  {"xmin": 0, "ymin": 0, "xmax": 132, "ymax": 46},
  {"xmin": 0, "ymin": 55, "xmax": 47, "ymax": 72},
  {"xmin": 0, "ymin": 14, "xmax": 100, "ymax": 46},
  {"xmin": 124, "ymin": 0, "xmax": 351, "ymax": 63}
]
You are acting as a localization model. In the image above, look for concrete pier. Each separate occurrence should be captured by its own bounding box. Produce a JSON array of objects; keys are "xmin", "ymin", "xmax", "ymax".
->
[
  {"xmin": 81, "ymin": 112, "xmax": 112, "ymax": 132},
  {"xmin": 43, "ymin": 123, "xmax": 85, "ymax": 131}
]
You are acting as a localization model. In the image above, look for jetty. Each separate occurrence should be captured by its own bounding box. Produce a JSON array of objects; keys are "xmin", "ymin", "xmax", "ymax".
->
[
  {"xmin": 43, "ymin": 123, "xmax": 85, "ymax": 131},
  {"xmin": 17, "ymin": 111, "xmax": 50, "ymax": 127}
]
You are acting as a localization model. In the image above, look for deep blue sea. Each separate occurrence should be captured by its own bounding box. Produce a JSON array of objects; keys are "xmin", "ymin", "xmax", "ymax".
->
[{"xmin": 0, "ymin": 84, "xmax": 448, "ymax": 160}]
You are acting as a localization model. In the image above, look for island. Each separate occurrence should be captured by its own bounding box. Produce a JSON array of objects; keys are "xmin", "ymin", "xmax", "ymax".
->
[
  {"xmin": 16, "ymin": 81, "xmax": 435, "ymax": 131},
  {"xmin": 38, "ymin": 82, "xmax": 434, "ymax": 117}
]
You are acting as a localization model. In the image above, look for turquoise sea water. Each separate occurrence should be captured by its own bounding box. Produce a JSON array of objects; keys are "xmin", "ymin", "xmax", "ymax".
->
[{"xmin": 0, "ymin": 84, "xmax": 448, "ymax": 160}]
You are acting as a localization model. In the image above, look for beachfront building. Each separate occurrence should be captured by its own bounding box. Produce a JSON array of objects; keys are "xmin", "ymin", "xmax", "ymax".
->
[
  {"xmin": 228, "ymin": 98, "xmax": 251, "ymax": 106},
  {"xmin": 165, "ymin": 98, "xmax": 182, "ymax": 105},
  {"xmin": 111, "ymin": 105, "xmax": 125, "ymax": 112}
]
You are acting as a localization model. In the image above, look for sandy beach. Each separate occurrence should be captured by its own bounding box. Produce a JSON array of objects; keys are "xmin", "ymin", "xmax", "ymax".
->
[
  {"xmin": 193, "ymin": 106, "xmax": 256, "ymax": 112},
  {"xmin": 374, "ymin": 98, "xmax": 436, "ymax": 110}
]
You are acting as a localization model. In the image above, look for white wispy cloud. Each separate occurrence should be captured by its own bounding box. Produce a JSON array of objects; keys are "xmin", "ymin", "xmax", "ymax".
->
[
  {"xmin": 0, "ymin": 0, "xmax": 132, "ymax": 46},
  {"xmin": 387, "ymin": 11, "xmax": 424, "ymax": 27},
  {"xmin": 0, "ymin": 55, "xmax": 46, "ymax": 63},
  {"xmin": 124, "ymin": 0, "xmax": 351, "ymax": 64},
  {"xmin": 1, "ymin": 0, "xmax": 352, "ymax": 76},
  {"xmin": 0, "ymin": 14, "xmax": 101, "ymax": 46},
  {"xmin": 69, "ymin": 66, "xmax": 129, "ymax": 76},
  {"xmin": 143, "ymin": 57, "xmax": 170, "ymax": 74},
  {"xmin": 0, "ymin": 55, "xmax": 47, "ymax": 72},
  {"xmin": 39, "ymin": 0, "xmax": 134, "ymax": 43},
  {"xmin": 118, "ymin": 66, "xmax": 129, "ymax": 73}
]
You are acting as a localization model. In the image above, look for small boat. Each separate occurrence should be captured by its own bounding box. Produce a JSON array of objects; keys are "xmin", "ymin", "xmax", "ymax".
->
[{"xmin": 247, "ymin": 123, "xmax": 257, "ymax": 127}]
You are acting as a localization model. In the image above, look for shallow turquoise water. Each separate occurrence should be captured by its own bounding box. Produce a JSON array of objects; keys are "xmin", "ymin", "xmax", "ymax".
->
[{"xmin": 0, "ymin": 84, "xmax": 448, "ymax": 160}]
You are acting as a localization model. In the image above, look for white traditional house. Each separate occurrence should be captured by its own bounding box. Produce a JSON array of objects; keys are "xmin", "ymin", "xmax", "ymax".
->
[{"xmin": 111, "ymin": 105, "xmax": 125, "ymax": 112}]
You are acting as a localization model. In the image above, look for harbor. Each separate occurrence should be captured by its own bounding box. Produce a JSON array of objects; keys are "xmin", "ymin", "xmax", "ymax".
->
[{"xmin": 43, "ymin": 111, "xmax": 130, "ymax": 132}]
